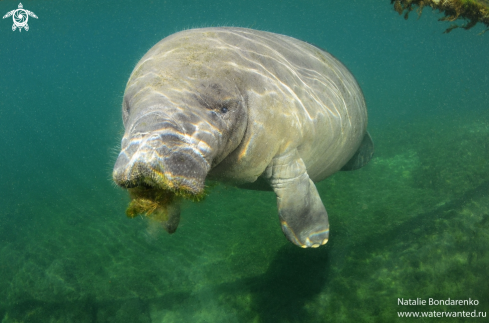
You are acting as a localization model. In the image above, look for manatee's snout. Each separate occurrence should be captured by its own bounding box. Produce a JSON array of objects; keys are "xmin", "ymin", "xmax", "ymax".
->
[{"xmin": 113, "ymin": 126, "xmax": 211, "ymax": 195}]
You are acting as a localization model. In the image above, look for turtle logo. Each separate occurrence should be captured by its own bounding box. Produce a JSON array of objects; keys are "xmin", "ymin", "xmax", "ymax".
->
[{"xmin": 3, "ymin": 3, "xmax": 38, "ymax": 32}]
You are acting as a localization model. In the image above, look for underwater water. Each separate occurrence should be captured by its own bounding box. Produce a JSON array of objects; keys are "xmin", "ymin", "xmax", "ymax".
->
[{"xmin": 1, "ymin": 0, "xmax": 489, "ymax": 322}]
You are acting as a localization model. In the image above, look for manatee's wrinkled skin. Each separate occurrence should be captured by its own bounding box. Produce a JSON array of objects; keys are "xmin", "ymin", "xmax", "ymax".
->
[{"xmin": 113, "ymin": 27, "xmax": 373, "ymax": 248}]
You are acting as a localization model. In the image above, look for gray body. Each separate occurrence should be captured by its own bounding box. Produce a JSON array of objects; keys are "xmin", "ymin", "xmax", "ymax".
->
[{"xmin": 113, "ymin": 27, "xmax": 373, "ymax": 248}]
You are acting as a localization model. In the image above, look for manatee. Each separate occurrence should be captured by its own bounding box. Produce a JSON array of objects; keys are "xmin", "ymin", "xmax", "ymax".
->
[{"xmin": 112, "ymin": 27, "xmax": 374, "ymax": 248}]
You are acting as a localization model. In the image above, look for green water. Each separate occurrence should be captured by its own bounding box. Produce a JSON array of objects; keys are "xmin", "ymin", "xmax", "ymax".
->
[{"xmin": 1, "ymin": 0, "xmax": 488, "ymax": 322}]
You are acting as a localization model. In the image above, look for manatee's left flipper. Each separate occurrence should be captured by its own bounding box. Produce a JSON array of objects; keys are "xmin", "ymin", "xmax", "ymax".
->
[
  {"xmin": 162, "ymin": 201, "xmax": 181, "ymax": 234},
  {"xmin": 265, "ymin": 149, "xmax": 329, "ymax": 248},
  {"xmin": 341, "ymin": 131, "xmax": 374, "ymax": 171}
]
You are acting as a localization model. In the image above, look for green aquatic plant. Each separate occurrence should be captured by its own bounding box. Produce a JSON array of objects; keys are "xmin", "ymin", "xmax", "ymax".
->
[
  {"xmin": 126, "ymin": 184, "xmax": 207, "ymax": 222},
  {"xmin": 126, "ymin": 187, "xmax": 177, "ymax": 221},
  {"xmin": 391, "ymin": 0, "xmax": 489, "ymax": 33}
]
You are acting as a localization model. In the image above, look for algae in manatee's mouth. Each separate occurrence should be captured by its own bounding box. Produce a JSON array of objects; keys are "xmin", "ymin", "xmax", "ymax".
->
[{"xmin": 125, "ymin": 185, "xmax": 206, "ymax": 222}]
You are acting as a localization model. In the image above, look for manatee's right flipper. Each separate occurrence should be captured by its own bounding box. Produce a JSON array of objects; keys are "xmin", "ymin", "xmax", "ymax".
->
[
  {"xmin": 341, "ymin": 132, "xmax": 374, "ymax": 171},
  {"xmin": 265, "ymin": 149, "xmax": 329, "ymax": 248}
]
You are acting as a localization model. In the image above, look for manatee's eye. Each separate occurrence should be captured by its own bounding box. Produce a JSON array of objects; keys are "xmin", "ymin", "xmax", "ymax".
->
[{"xmin": 220, "ymin": 99, "xmax": 238, "ymax": 114}]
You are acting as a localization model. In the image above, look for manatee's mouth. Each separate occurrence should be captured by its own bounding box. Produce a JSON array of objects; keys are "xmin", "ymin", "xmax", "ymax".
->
[
  {"xmin": 113, "ymin": 156, "xmax": 208, "ymax": 195},
  {"xmin": 125, "ymin": 184, "xmax": 204, "ymax": 234},
  {"xmin": 126, "ymin": 183, "xmax": 206, "ymax": 219},
  {"xmin": 126, "ymin": 185, "xmax": 178, "ymax": 221},
  {"xmin": 113, "ymin": 133, "xmax": 210, "ymax": 232},
  {"xmin": 114, "ymin": 158, "xmax": 207, "ymax": 233},
  {"xmin": 113, "ymin": 132, "xmax": 210, "ymax": 194}
]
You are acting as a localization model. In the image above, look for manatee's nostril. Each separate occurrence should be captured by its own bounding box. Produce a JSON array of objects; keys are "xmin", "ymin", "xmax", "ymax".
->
[
  {"xmin": 113, "ymin": 167, "xmax": 140, "ymax": 189},
  {"xmin": 113, "ymin": 156, "xmax": 147, "ymax": 189},
  {"xmin": 147, "ymin": 134, "xmax": 162, "ymax": 148}
]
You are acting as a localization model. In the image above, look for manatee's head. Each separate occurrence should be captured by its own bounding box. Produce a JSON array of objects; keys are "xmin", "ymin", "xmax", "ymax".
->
[
  {"xmin": 113, "ymin": 30, "xmax": 249, "ymax": 210},
  {"xmin": 113, "ymin": 83, "xmax": 247, "ymax": 196}
]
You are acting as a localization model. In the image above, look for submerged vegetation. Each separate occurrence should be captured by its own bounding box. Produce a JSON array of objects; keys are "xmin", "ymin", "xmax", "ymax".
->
[
  {"xmin": 392, "ymin": 0, "xmax": 489, "ymax": 32},
  {"xmin": 126, "ymin": 184, "xmax": 207, "ymax": 222},
  {"xmin": 126, "ymin": 187, "xmax": 178, "ymax": 221}
]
